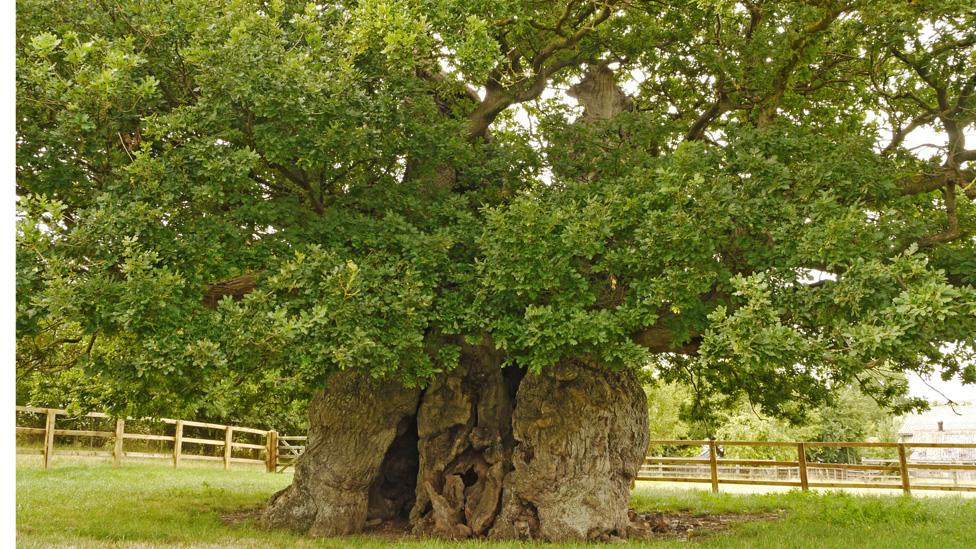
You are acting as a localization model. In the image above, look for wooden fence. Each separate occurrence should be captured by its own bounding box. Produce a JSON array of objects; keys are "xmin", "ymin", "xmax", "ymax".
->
[
  {"xmin": 14, "ymin": 405, "xmax": 307, "ymax": 472},
  {"xmin": 17, "ymin": 408, "xmax": 976, "ymax": 495},
  {"xmin": 638, "ymin": 439, "xmax": 976, "ymax": 494},
  {"xmin": 276, "ymin": 435, "xmax": 307, "ymax": 473}
]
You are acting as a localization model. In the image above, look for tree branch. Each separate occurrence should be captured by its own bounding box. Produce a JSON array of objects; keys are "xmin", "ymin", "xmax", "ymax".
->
[
  {"xmin": 686, "ymin": 84, "xmax": 730, "ymax": 141},
  {"xmin": 882, "ymin": 111, "xmax": 937, "ymax": 156},
  {"xmin": 899, "ymin": 167, "xmax": 976, "ymax": 199},
  {"xmin": 633, "ymin": 326, "xmax": 701, "ymax": 355},
  {"xmin": 267, "ymin": 161, "xmax": 324, "ymax": 215},
  {"xmin": 203, "ymin": 273, "xmax": 258, "ymax": 309},
  {"xmin": 466, "ymin": 2, "xmax": 616, "ymax": 140},
  {"xmin": 754, "ymin": 4, "xmax": 848, "ymax": 127},
  {"xmin": 919, "ymin": 182, "xmax": 961, "ymax": 247}
]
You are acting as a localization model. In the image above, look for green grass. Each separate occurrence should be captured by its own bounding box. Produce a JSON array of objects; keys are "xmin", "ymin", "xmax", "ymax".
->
[
  {"xmin": 630, "ymin": 488, "xmax": 976, "ymax": 548},
  {"xmin": 16, "ymin": 459, "xmax": 976, "ymax": 548}
]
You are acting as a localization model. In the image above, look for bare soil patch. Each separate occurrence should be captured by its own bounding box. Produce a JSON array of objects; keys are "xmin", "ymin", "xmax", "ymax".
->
[
  {"xmin": 222, "ymin": 506, "xmax": 783, "ymax": 542},
  {"xmin": 626, "ymin": 509, "xmax": 783, "ymax": 541},
  {"xmin": 220, "ymin": 506, "xmax": 264, "ymax": 527}
]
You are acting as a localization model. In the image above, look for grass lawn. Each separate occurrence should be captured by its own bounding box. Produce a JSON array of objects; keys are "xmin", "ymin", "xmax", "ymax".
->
[{"xmin": 16, "ymin": 458, "xmax": 976, "ymax": 548}]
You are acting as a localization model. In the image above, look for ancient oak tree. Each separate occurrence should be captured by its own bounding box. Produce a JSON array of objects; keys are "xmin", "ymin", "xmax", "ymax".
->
[{"xmin": 16, "ymin": 0, "xmax": 976, "ymax": 541}]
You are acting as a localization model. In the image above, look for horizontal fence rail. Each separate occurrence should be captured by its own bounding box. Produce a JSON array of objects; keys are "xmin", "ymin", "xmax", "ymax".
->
[
  {"xmin": 17, "ymin": 408, "xmax": 976, "ymax": 496},
  {"xmin": 14, "ymin": 406, "xmax": 304, "ymax": 472},
  {"xmin": 639, "ymin": 439, "xmax": 976, "ymax": 495}
]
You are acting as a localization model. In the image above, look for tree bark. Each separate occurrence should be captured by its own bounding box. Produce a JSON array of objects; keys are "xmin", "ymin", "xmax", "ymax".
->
[
  {"xmin": 568, "ymin": 64, "xmax": 632, "ymax": 122},
  {"xmin": 263, "ymin": 354, "xmax": 649, "ymax": 542},
  {"xmin": 489, "ymin": 360, "xmax": 648, "ymax": 541},
  {"xmin": 262, "ymin": 65, "xmax": 649, "ymax": 542},
  {"xmin": 261, "ymin": 371, "xmax": 421, "ymax": 535},
  {"xmin": 409, "ymin": 344, "xmax": 516, "ymax": 538}
]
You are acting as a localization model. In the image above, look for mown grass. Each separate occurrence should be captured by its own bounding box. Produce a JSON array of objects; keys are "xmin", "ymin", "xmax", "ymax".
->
[{"xmin": 16, "ymin": 458, "xmax": 976, "ymax": 548}]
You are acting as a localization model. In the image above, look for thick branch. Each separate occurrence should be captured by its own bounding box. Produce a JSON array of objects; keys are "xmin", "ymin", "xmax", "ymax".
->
[
  {"xmin": 899, "ymin": 167, "xmax": 976, "ymax": 199},
  {"xmin": 686, "ymin": 89, "xmax": 730, "ymax": 141},
  {"xmin": 203, "ymin": 274, "xmax": 258, "ymax": 309},
  {"xmin": 466, "ymin": 2, "xmax": 615, "ymax": 140},
  {"xmin": 633, "ymin": 326, "xmax": 701, "ymax": 355},
  {"xmin": 416, "ymin": 67, "xmax": 483, "ymax": 108},
  {"xmin": 466, "ymin": 81, "xmax": 514, "ymax": 140},
  {"xmin": 268, "ymin": 161, "xmax": 324, "ymax": 215},
  {"xmin": 918, "ymin": 183, "xmax": 960, "ymax": 247},
  {"xmin": 567, "ymin": 63, "xmax": 632, "ymax": 121}
]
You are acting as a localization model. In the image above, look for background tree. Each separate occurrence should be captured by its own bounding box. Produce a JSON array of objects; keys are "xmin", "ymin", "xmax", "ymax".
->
[
  {"xmin": 16, "ymin": 0, "xmax": 976, "ymax": 541},
  {"xmin": 644, "ymin": 379, "xmax": 903, "ymax": 461}
]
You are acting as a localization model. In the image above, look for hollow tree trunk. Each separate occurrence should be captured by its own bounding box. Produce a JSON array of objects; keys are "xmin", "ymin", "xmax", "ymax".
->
[
  {"xmin": 261, "ymin": 371, "xmax": 421, "ymax": 535},
  {"xmin": 263, "ymin": 353, "xmax": 649, "ymax": 542},
  {"xmin": 409, "ymin": 344, "xmax": 516, "ymax": 538}
]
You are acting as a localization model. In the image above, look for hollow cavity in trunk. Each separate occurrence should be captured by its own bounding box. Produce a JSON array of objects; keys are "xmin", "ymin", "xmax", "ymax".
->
[{"xmin": 263, "ymin": 354, "xmax": 648, "ymax": 542}]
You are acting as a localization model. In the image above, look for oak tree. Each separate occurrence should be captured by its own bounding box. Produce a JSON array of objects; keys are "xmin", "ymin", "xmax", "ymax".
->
[{"xmin": 17, "ymin": 0, "xmax": 976, "ymax": 540}]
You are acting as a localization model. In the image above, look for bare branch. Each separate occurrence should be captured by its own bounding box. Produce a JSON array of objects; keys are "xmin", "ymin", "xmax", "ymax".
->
[{"xmin": 882, "ymin": 112, "xmax": 937, "ymax": 156}]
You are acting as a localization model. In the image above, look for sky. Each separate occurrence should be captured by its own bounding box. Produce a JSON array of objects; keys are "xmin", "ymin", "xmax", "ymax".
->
[
  {"xmin": 1, "ymin": 8, "xmax": 973, "ymax": 543},
  {"xmin": 908, "ymin": 373, "xmax": 976, "ymax": 405},
  {"xmin": 12, "ymin": 21, "xmax": 976, "ymax": 410}
]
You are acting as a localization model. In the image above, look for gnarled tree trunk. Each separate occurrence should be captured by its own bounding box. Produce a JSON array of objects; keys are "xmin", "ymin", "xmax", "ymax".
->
[
  {"xmin": 261, "ymin": 371, "xmax": 421, "ymax": 535},
  {"xmin": 409, "ymin": 344, "xmax": 517, "ymax": 538},
  {"xmin": 490, "ymin": 360, "xmax": 648, "ymax": 541},
  {"xmin": 263, "ymin": 352, "xmax": 649, "ymax": 542}
]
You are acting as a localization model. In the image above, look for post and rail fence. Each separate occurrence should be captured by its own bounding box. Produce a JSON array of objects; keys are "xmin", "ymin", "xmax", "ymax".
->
[
  {"xmin": 639, "ymin": 439, "xmax": 976, "ymax": 495},
  {"xmin": 16, "ymin": 407, "xmax": 976, "ymax": 495},
  {"xmin": 14, "ymin": 406, "xmax": 306, "ymax": 473}
]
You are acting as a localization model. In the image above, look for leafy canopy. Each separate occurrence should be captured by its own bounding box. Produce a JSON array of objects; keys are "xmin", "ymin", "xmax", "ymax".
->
[{"xmin": 16, "ymin": 0, "xmax": 976, "ymax": 425}]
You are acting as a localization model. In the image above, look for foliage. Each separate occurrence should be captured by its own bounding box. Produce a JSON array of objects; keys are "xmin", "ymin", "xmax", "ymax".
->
[
  {"xmin": 16, "ymin": 0, "xmax": 976, "ymax": 425},
  {"xmin": 644, "ymin": 380, "xmax": 701, "ymax": 457},
  {"xmin": 646, "ymin": 380, "xmax": 903, "ymax": 462}
]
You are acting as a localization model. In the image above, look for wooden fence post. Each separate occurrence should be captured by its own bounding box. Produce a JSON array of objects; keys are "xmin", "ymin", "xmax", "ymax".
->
[
  {"xmin": 797, "ymin": 443, "xmax": 809, "ymax": 491},
  {"xmin": 266, "ymin": 430, "xmax": 278, "ymax": 473},
  {"xmin": 173, "ymin": 420, "xmax": 184, "ymax": 468},
  {"xmin": 224, "ymin": 427, "xmax": 233, "ymax": 470},
  {"xmin": 113, "ymin": 418, "xmax": 125, "ymax": 466},
  {"xmin": 708, "ymin": 440, "xmax": 719, "ymax": 493},
  {"xmin": 897, "ymin": 443, "xmax": 911, "ymax": 495},
  {"xmin": 43, "ymin": 410, "xmax": 57, "ymax": 469}
]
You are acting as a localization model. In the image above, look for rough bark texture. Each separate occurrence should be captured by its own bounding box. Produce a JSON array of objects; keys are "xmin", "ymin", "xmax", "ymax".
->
[
  {"xmin": 568, "ymin": 64, "xmax": 633, "ymax": 122},
  {"xmin": 261, "ymin": 370, "xmax": 421, "ymax": 535},
  {"xmin": 264, "ymin": 354, "xmax": 649, "ymax": 542},
  {"xmin": 490, "ymin": 360, "xmax": 649, "ymax": 541},
  {"xmin": 202, "ymin": 273, "xmax": 258, "ymax": 309},
  {"xmin": 409, "ymin": 345, "xmax": 516, "ymax": 538}
]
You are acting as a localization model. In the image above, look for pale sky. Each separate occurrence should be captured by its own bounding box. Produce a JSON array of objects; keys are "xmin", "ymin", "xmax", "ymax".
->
[{"xmin": 908, "ymin": 373, "xmax": 976, "ymax": 405}]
